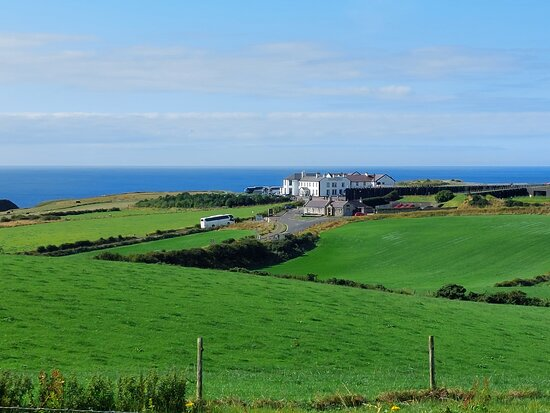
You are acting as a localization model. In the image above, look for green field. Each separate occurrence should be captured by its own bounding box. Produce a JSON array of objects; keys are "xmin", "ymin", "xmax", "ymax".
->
[
  {"xmin": 399, "ymin": 193, "xmax": 466, "ymax": 207},
  {"xmin": 1, "ymin": 198, "xmax": 549, "ymax": 403},
  {"xmin": 512, "ymin": 196, "xmax": 550, "ymax": 204},
  {"xmin": 84, "ymin": 229, "xmax": 254, "ymax": 257},
  {"xmin": 267, "ymin": 215, "xmax": 550, "ymax": 294},
  {"xmin": 1, "ymin": 253, "xmax": 549, "ymax": 400},
  {"xmin": 0, "ymin": 204, "xmax": 281, "ymax": 253}
]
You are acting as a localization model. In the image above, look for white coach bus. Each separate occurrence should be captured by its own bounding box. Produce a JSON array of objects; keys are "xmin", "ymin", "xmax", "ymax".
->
[{"xmin": 200, "ymin": 214, "xmax": 235, "ymax": 229}]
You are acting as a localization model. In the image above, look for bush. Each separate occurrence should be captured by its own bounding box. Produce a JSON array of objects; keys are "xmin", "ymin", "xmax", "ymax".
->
[
  {"xmin": 136, "ymin": 192, "xmax": 291, "ymax": 209},
  {"xmin": 0, "ymin": 370, "xmax": 186, "ymax": 412},
  {"xmin": 469, "ymin": 194, "xmax": 489, "ymax": 207},
  {"xmin": 0, "ymin": 371, "xmax": 34, "ymax": 407},
  {"xmin": 435, "ymin": 284, "xmax": 467, "ymax": 300},
  {"xmin": 38, "ymin": 370, "xmax": 65, "ymax": 408},
  {"xmin": 85, "ymin": 375, "xmax": 115, "ymax": 411},
  {"xmin": 504, "ymin": 198, "xmax": 527, "ymax": 207},
  {"xmin": 435, "ymin": 190, "xmax": 455, "ymax": 203}
]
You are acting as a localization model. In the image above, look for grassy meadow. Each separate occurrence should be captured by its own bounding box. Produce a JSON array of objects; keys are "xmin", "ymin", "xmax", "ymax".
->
[
  {"xmin": 0, "ymin": 203, "xmax": 281, "ymax": 253},
  {"xmin": 267, "ymin": 215, "xmax": 550, "ymax": 295},
  {"xmin": 84, "ymin": 229, "xmax": 255, "ymax": 257},
  {"xmin": 1, "ymin": 253, "xmax": 549, "ymax": 400},
  {"xmin": 1, "ymin": 193, "xmax": 549, "ymax": 405}
]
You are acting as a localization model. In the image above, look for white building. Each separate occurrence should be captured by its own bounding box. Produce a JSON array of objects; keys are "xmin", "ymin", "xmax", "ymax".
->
[
  {"xmin": 282, "ymin": 172, "xmax": 319, "ymax": 196},
  {"xmin": 282, "ymin": 170, "xmax": 395, "ymax": 197},
  {"xmin": 347, "ymin": 172, "xmax": 396, "ymax": 188},
  {"xmin": 299, "ymin": 173, "xmax": 350, "ymax": 197}
]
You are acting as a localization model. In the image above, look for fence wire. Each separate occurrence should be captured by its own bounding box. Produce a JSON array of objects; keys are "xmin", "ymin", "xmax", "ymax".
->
[{"xmin": 0, "ymin": 407, "xmax": 137, "ymax": 413}]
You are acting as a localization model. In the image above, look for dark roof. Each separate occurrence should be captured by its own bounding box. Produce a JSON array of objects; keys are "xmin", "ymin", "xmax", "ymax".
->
[
  {"xmin": 300, "ymin": 175, "xmax": 323, "ymax": 182},
  {"xmin": 284, "ymin": 172, "xmax": 320, "ymax": 181},
  {"xmin": 347, "ymin": 174, "xmax": 375, "ymax": 182},
  {"xmin": 375, "ymin": 174, "xmax": 395, "ymax": 182},
  {"xmin": 284, "ymin": 172, "xmax": 302, "ymax": 180},
  {"xmin": 331, "ymin": 200, "xmax": 350, "ymax": 208},
  {"xmin": 304, "ymin": 198, "xmax": 331, "ymax": 208}
]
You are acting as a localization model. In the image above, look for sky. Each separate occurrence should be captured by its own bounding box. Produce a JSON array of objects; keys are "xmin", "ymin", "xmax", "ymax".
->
[{"xmin": 0, "ymin": 0, "xmax": 549, "ymax": 167}]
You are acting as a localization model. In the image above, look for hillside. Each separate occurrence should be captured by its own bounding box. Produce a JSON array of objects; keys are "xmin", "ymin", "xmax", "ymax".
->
[
  {"xmin": 1, "ymin": 253, "xmax": 549, "ymax": 400},
  {"xmin": 267, "ymin": 215, "xmax": 550, "ymax": 296},
  {"xmin": 0, "ymin": 199, "xmax": 18, "ymax": 212}
]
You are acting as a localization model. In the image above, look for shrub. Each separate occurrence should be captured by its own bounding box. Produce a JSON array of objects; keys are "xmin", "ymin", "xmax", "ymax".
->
[
  {"xmin": 84, "ymin": 375, "xmax": 115, "ymax": 411},
  {"xmin": 504, "ymin": 198, "xmax": 527, "ymax": 207},
  {"xmin": 136, "ymin": 192, "xmax": 291, "ymax": 209},
  {"xmin": 435, "ymin": 284, "xmax": 467, "ymax": 300},
  {"xmin": 38, "ymin": 369, "xmax": 65, "ymax": 408},
  {"xmin": 64, "ymin": 376, "xmax": 87, "ymax": 409},
  {"xmin": 435, "ymin": 190, "xmax": 455, "ymax": 203},
  {"xmin": 469, "ymin": 194, "xmax": 489, "ymax": 207},
  {"xmin": 98, "ymin": 233, "xmax": 319, "ymax": 270},
  {"xmin": 0, "ymin": 371, "xmax": 34, "ymax": 407}
]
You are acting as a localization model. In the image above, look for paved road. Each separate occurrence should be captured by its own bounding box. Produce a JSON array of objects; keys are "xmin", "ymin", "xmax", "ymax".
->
[{"xmin": 266, "ymin": 208, "xmax": 331, "ymax": 236}]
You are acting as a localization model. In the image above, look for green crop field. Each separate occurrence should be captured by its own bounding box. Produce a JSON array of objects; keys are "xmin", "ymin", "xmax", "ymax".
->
[
  {"xmin": 267, "ymin": 215, "xmax": 550, "ymax": 294},
  {"xmin": 1, "ymin": 205, "xmax": 549, "ymax": 404},
  {"xmin": 0, "ymin": 204, "xmax": 282, "ymax": 253},
  {"xmin": 1, "ymin": 252, "xmax": 549, "ymax": 401},
  {"xmin": 83, "ymin": 229, "xmax": 254, "ymax": 257},
  {"xmin": 512, "ymin": 196, "xmax": 550, "ymax": 204}
]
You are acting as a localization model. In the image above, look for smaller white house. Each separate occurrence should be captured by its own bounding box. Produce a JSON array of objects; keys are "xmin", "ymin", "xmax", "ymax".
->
[
  {"xmin": 303, "ymin": 197, "xmax": 332, "ymax": 215},
  {"xmin": 374, "ymin": 174, "xmax": 396, "ymax": 187},
  {"xmin": 303, "ymin": 197, "xmax": 374, "ymax": 216},
  {"xmin": 347, "ymin": 172, "xmax": 395, "ymax": 188}
]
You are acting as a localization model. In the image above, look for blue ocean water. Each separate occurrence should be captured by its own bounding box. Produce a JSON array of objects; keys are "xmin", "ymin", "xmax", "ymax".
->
[{"xmin": 1, "ymin": 166, "xmax": 548, "ymax": 208}]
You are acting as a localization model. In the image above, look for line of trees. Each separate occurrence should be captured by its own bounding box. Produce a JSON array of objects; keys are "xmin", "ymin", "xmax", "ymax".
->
[
  {"xmin": 136, "ymin": 192, "xmax": 291, "ymax": 208},
  {"xmin": 346, "ymin": 185, "xmax": 529, "ymax": 200},
  {"xmin": 96, "ymin": 233, "xmax": 318, "ymax": 270},
  {"xmin": 435, "ymin": 284, "xmax": 549, "ymax": 307}
]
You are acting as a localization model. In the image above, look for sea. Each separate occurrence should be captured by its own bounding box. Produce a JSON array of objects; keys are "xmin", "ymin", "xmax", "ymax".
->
[{"xmin": 1, "ymin": 166, "xmax": 548, "ymax": 209}]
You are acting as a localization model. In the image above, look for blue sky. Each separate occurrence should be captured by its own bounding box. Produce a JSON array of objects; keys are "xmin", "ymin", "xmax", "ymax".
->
[{"xmin": 0, "ymin": 0, "xmax": 549, "ymax": 166}]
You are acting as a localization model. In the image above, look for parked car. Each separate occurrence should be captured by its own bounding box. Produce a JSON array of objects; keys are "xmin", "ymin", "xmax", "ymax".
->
[{"xmin": 354, "ymin": 211, "xmax": 365, "ymax": 216}]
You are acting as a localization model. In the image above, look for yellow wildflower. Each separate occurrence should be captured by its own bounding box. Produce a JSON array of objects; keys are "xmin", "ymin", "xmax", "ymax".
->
[
  {"xmin": 185, "ymin": 401, "xmax": 194, "ymax": 408},
  {"xmin": 391, "ymin": 406, "xmax": 400, "ymax": 411}
]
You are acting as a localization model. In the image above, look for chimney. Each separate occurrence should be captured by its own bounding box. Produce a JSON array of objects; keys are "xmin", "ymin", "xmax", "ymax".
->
[{"xmin": 301, "ymin": 171, "xmax": 305, "ymax": 178}]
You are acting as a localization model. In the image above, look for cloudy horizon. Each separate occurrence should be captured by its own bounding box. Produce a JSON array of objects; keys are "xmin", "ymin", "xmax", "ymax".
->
[{"xmin": 1, "ymin": 1, "xmax": 549, "ymax": 166}]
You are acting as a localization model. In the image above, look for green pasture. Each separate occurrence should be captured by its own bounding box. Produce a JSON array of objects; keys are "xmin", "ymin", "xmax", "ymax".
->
[
  {"xmin": 0, "ymin": 204, "xmax": 282, "ymax": 253},
  {"xmin": 512, "ymin": 196, "xmax": 550, "ymax": 204},
  {"xmin": 267, "ymin": 215, "xmax": 550, "ymax": 294},
  {"xmin": 397, "ymin": 193, "xmax": 466, "ymax": 207},
  {"xmin": 83, "ymin": 229, "xmax": 254, "ymax": 257},
  {"xmin": 1, "ymin": 252, "xmax": 549, "ymax": 400}
]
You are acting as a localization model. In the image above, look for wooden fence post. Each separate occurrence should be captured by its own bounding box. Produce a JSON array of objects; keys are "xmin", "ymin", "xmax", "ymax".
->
[
  {"xmin": 429, "ymin": 335, "xmax": 436, "ymax": 390},
  {"xmin": 196, "ymin": 337, "xmax": 203, "ymax": 401}
]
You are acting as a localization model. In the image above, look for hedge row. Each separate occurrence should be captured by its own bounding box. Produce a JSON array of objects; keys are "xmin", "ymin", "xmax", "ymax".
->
[
  {"xmin": 31, "ymin": 227, "xmax": 209, "ymax": 256},
  {"xmin": 470, "ymin": 187, "xmax": 529, "ymax": 199},
  {"xmin": 96, "ymin": 233, "xmax": 319, "ymax": 270},
  {"xmin": 228, "ymin": 267, "xmax": 392, "ymax": 293},
  {"xmin": 360, "ymin": 190, "xmax": 401, "ymax": 207},
  {"xmin": 136, "ymin": 192, "xmax": 291, "ymax": 209},
  {"xmin": 0, "ymin": 370, "xmax": 186, "ymax": 412},
  {"xmin": 435, "ymin": 284, "xmax": 549, "ymax": 307},
  {"xmin": 494, "ymin": 274, "xmax": 550, "ymax": 287},
  {"xmin": 1, "ymin": 208, "xmax": 121, "ymax": 223},
  {"xmin": 346, "ymin": 184, "xmax": 528, "ymax": 200}
]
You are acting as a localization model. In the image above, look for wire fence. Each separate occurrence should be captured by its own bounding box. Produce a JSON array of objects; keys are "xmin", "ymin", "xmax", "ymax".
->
[{"xmin": 0, "ymin": 407, "xmax": 137, "ymax": 413}]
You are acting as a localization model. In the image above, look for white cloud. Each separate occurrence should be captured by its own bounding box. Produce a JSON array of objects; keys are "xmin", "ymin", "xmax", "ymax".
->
[
  {"xmin": 1, "ymin": 111, "xmax": 548, "ymax": 166},
  {"xmin": 0, "ymin": 33, "xmax": 525, "ymax": 99}
]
